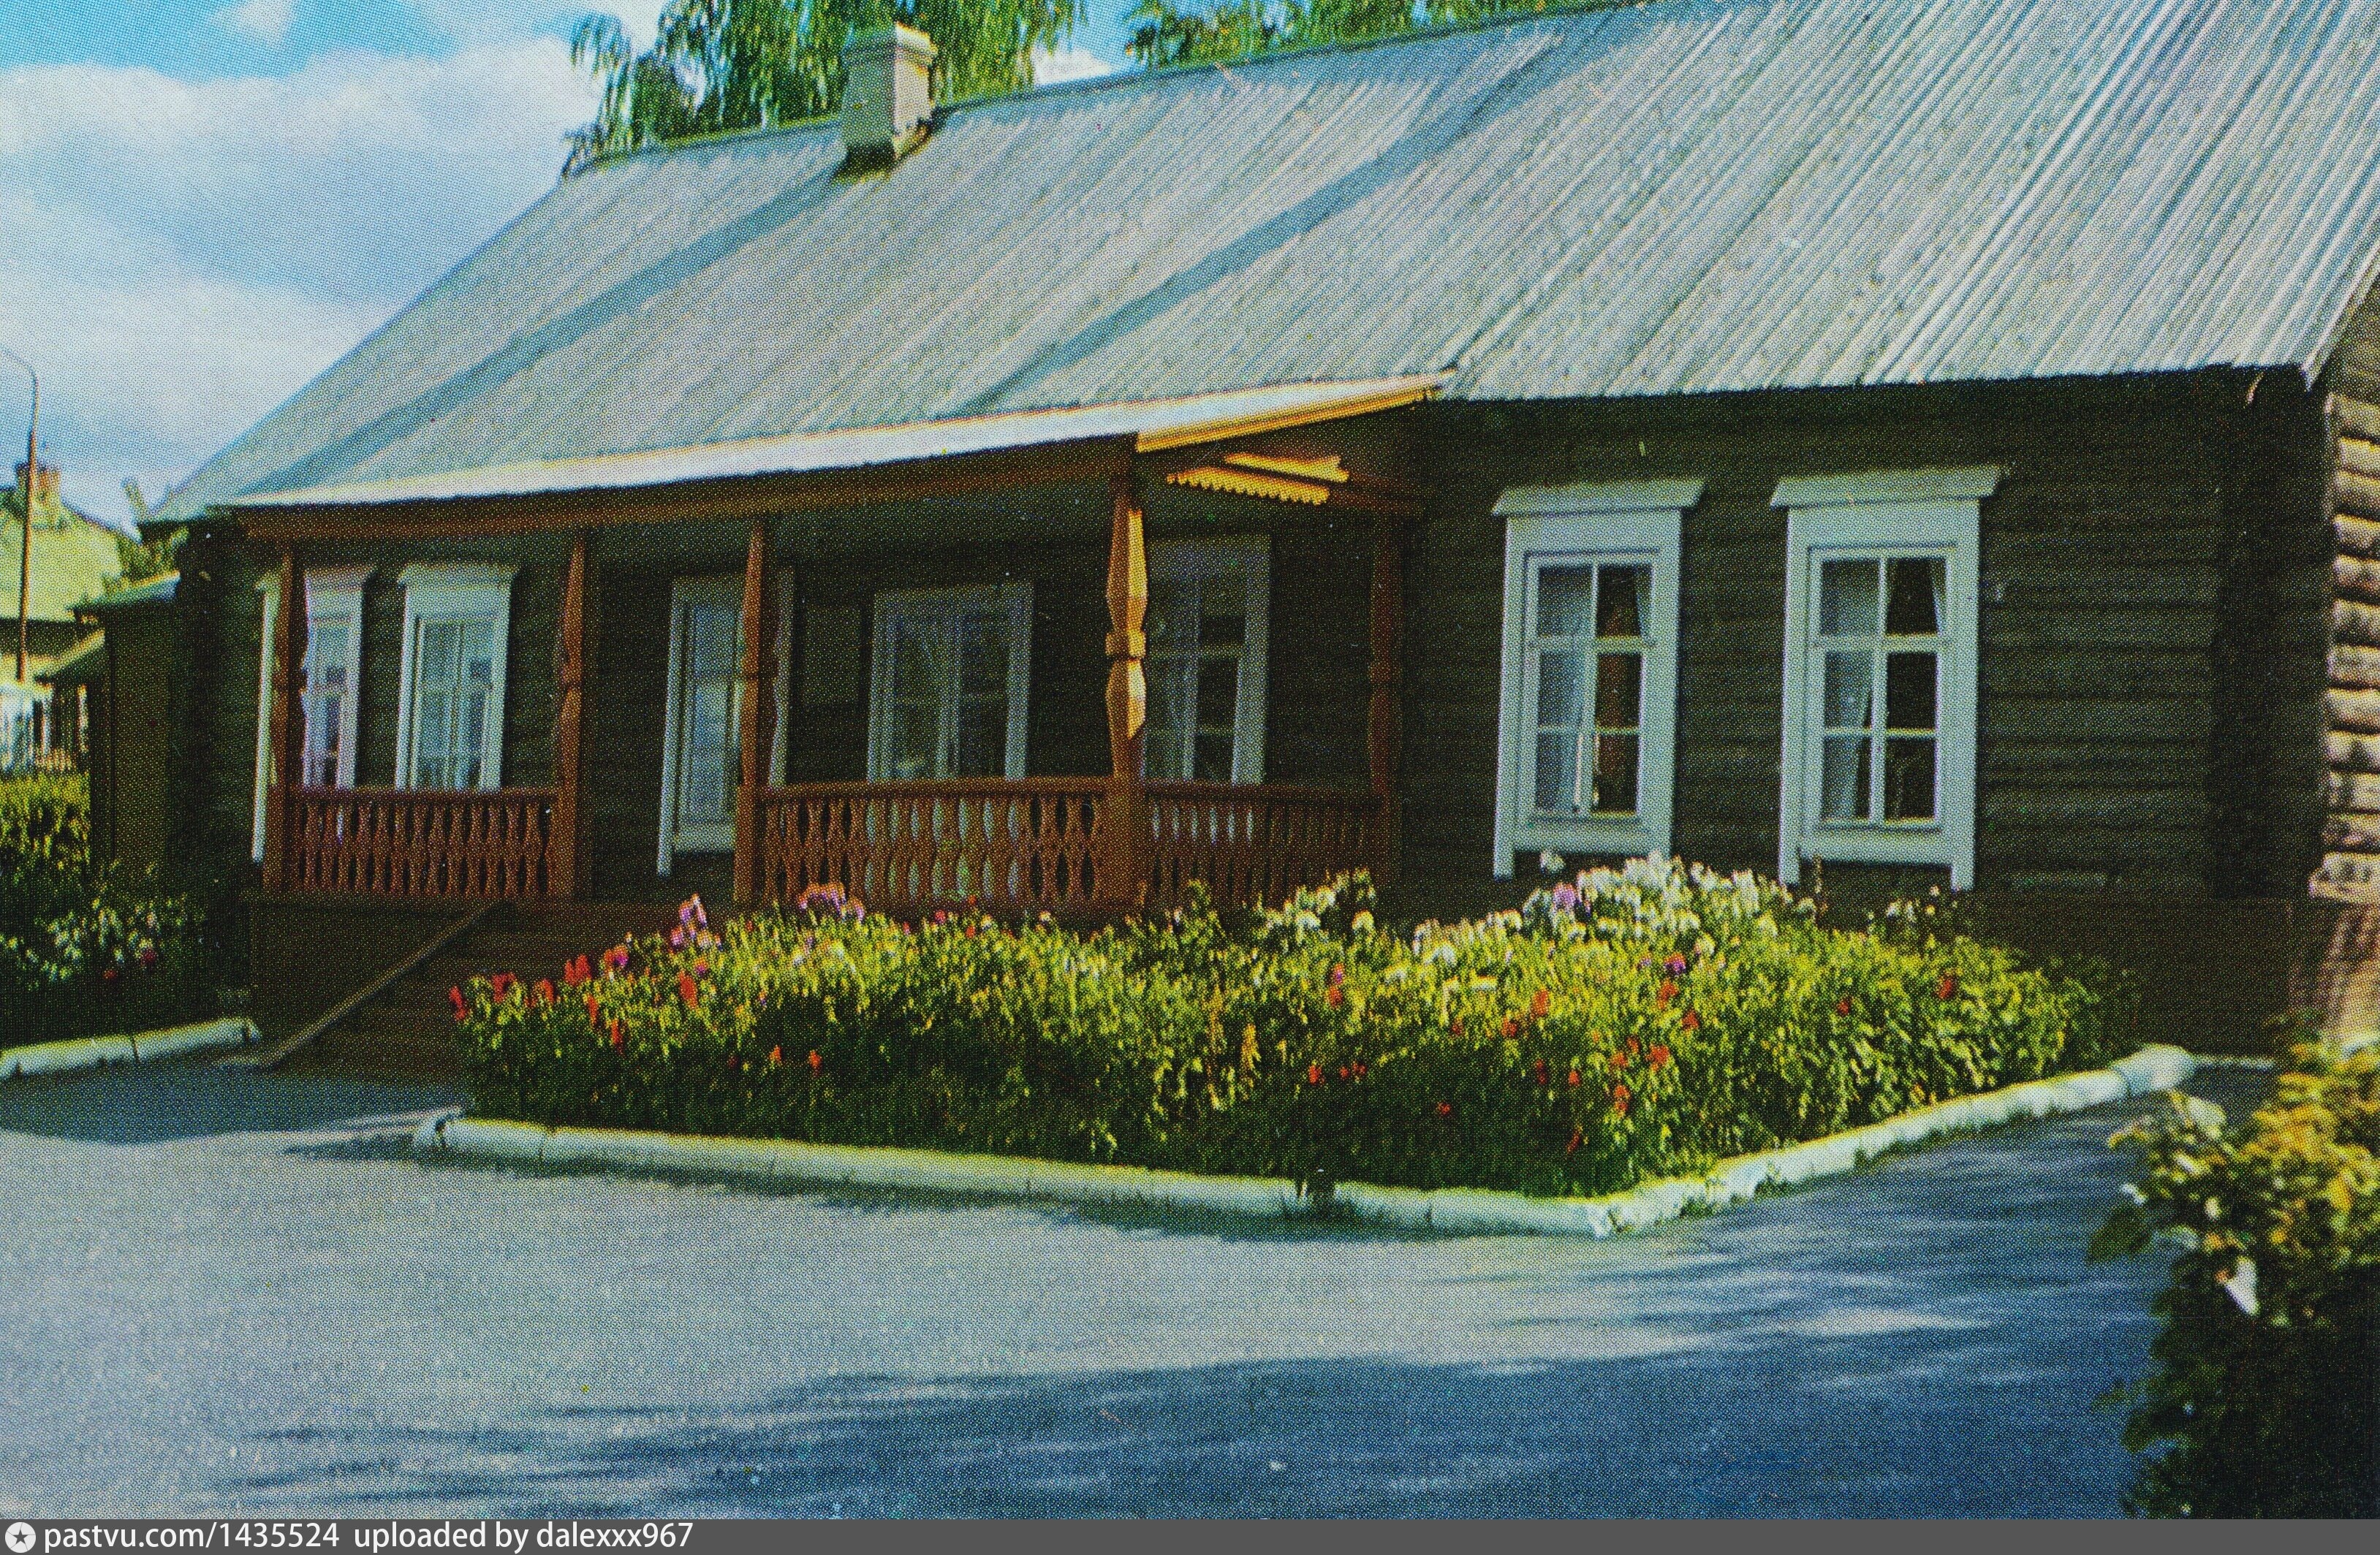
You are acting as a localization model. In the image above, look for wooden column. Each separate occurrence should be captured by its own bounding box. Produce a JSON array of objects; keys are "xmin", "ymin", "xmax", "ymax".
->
[
  {"xmin": 1367, "ymin": 514, "xmax": 1405, "ymax": 885},
  {"xmin": 549, "ymin": 529, "xmax": 588, "ymax": 900},
  {"xmin": 1103, "ymin": 457, "xmax": 1150, "ymax": 910},
  {"xmin": 733, "ymin": 518, "xmax": 778, "ymax": 908},
  {"xmin": 262, "ymin": 547, "xmax": 306, "ymax": 893}
]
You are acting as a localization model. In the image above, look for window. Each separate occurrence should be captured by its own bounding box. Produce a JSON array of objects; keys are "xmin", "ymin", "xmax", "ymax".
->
[
  {"xmin": 1775, "ymin": 468, "xmax": 1993, "ymax": 889},
  {"xmin": 868, "ymin": 585, "xmax": 1031, "ymax": 781},
  {"xmin": 1145, "ymin": 537, "xmax": 1268, "ymax": 783},
  {"xmin": 300, "ymin": 566, "xmax": 367, "ymax": 790},
  {"xmin": 394, "ymin": 563, "xmax": 515, "ymax": 792},
  {"xmin": 1492, "ymin": 479, "xmax": 1694, "ymax": 872},
  {"xmin": 656, "ymin": 573, "xmax": 794, "ymax": 873}
]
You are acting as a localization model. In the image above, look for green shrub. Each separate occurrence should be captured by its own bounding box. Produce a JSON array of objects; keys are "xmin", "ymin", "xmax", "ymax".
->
[
  {"xmin": 0, "ymin": 772, "xmax": 213, "ymax": 1044},
  {"xmin": 461, "ymin": 859, "xmax": 2125, "ymax": 1198},
  {"xmin": 2094, "ymin": 1037, "xmax": 2379, "ymax": 1517}
]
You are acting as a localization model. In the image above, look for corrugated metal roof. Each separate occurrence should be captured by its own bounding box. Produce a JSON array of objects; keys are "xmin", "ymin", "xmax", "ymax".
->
[{"xmin": 159, "ymin": 0, "xmax": 2380, "ymax": 521}]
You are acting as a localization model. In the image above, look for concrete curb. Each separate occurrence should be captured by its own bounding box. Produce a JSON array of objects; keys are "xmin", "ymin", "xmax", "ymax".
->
[
  {"xmin": 412, "ymin": 1043, "xmax": 2196, "ymax": 1238},
  {"xmin": 1, "ymin": 1016, "xmax": 262, "ymax": 1082}
]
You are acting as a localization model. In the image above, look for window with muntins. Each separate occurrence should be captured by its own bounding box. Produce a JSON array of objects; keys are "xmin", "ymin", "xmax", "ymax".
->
[
  {"xmin": 1492, "ymin": 479, "xmax": 1695, "ymax": 872},
  {"xmin": 1145, "ymin": 538, "xmax": 1267, "ymax": 783},
  {"xmin": 868, "ymin": 585, "xmax": 1031, "ymax": 781},
  {"xmin": 395, "ymin": 563, "xmax": 514, "ymax": 794},
  {"xmin": 299, "ymin": 567, "xmax": 366, "ymax": 791},
  {"xmin": 1776, "ymin": 469, "xmax": 1993, "ymax": 889}
]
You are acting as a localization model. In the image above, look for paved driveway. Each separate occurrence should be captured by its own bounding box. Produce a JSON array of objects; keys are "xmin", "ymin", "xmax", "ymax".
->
[{"xmin": 0, "ymin": 1062, "xmax": 2258, "ymax": 1517}]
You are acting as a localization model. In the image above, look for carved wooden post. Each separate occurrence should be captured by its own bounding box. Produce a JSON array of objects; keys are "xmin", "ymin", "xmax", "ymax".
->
[
  {"xmin": 262, "ymin": 547, "xmax": 306, "ymax": 893},
  {"xmin": 733, "ymin": 518, "xmax": 778, "ymax": 908},
  {"xmin": 550, "ymin": 529, "xmax": 588, "ymax": 900},
  {"xmin": 1367, "ymin": 514, "xmax": 1405, "ymax": 886},
  {"xmin": 1103, "ymin": 455, "xmax": 1150, "ymax": 911}
]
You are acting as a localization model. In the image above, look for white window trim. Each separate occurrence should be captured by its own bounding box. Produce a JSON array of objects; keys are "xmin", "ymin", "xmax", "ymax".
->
[
  {"xmin": 302, "ymin": 566, "xmax": 368, "ymax": 791},
  {"xmin": 656, "ymin": 572, "xmax": 797, "ymax": 876},
  {"xmin": 866, "ymin": 583, "xmax": 1033, "ymax": 782},
  {"xmin": 1490, "ymin": 479, "xmax": 1696, "ymax": 876},
  {"xmin": 1146, "ymin": 535, "xmax": 1270, "ymax": 783},
  {"xmin": 251, "ymin": 578, "xmax": 276, "ymax": 863},
  {"xmin": 1775, "ymin": 468, "xmax": 1994, "ymax": 890},
  {"xmin": 393, "ymin": 562, "xmax": 515, "ymax": 793}
]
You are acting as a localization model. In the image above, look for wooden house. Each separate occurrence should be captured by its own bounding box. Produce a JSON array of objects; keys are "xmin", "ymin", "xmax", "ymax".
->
[{"xmin": 146, "ymin": 0, "xmax": 2380, "ymax": 1046}]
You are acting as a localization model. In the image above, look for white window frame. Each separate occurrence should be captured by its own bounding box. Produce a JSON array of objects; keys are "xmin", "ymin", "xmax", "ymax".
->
[
  {"xmin": 393, "ymin": 561, "xmax": 515, "ymax": 793},
  {"xmin": 866, "ymin": 583, "xmax": 1032, "ymax": 782},
  {"xmin": 1775, "ymin": 468, "xmax": 1994, "ymax": 891},
  {"xmin": 251, "ymin": 577, "xmax": 276, "ymax": 863},
  {"xmin": 656, "ymin": 572, "xmax": 797, "ymax": 875},
  {"xmin": 1491, "ymin": 479, "xmax": 1696, "ymax": 875},
  {"xmin": 1145, "ymin": 535, "xmax": 1270, "ymax": 784},
  {"xmin": 300, "ymin": 566, "xmax": 368, "ymax": 791}
]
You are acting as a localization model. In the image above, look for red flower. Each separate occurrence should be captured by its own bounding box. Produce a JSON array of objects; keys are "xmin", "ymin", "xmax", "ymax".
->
[
  {"xmin": 490, "ymin": 972, "xmax": 517, "ymax": 1000},
  {"xmin": 1501, "ymin": 1016, "xmax": 1522, "ymax": 1038},
  {"xmin": 1835, "ymin": 997, "xmax": 1854, "ymax": 1016},
  {"xmin": 678, "ymin": 973, "xmax": 700, "ymax": 1008},
  {"xmin": 807, "ymin": 1049, "xmax": 822, "ymax": 1073},
  {"xmin": 1680, "ymin": 1010, "xmax": 1700, "ymax": 1032},
  {"xmin": 1532, "ymin": 1058, "xmax": 1550, "ymax": 1087},
  {"xmin": 1936, "ymin": 972, "xmax": 1959, "ymax": 1001},
  {"xmin": 449, "ymin": 985, "xmax": 466, "ymax": 1019},
  {"xmin": 1530, "ymin": 989, "xmax": 1551, "ymax": 1019},
  {"xmin": 1648, "ymin": 1043, "xmax": 1671, "ymax": 1070},
  {"xmin": 1326, "ymin": 986, "xmax": 1345, "ymax": 1008},
  {"xmin": 1565, "ymin": 1126, "xmax": 1584, "ymax": 1157},
  {"xmin": 1608, "ymin": 1051, "xmax": 1628, "ymax": 1072},
  {"xmin": 768, "ymin": 1046, "xmax": 782, "ymax": 1065},
  {"xmin": 534, "ymin": 978, "xmax": 556, "ymax": 1005},
  {"xmin": 1326, "ymin": 963, "xmax": 1346, "ymax": 988},
  {"xmin": 1610, "ymin": 1083, "xmax": 1631, "ymax": 1117},
  {"xmin": 1626, "ymin": 1035, "xmax": 1642, "ymax": 1057},
  {"xmin": 137, "ymin": 946, "xmax": 159, "ymax": 970},
  {"xmin": 1655, "ymin": 978, "xmax": 1679, "ymax": 1008},
  {"xmin": 1307, "ymin": 1063, "xmax": 1325, "ymax": 1087},
  {"xmin": 1352, "ymin": 1061, "xmax": 1367, "ymax": 1079},
  {"xmin": 1566, "ymin": 1068, "xmax": 1582, "ymax": 1087},
  {"xmin": 583, "ymin": 992, "xmax": 601, "ymax": 1024},
  {"xmin": 1450, "ymin": 1018, "xmax": 1465, "ymax": 1037},
  {"xmin": 608, "ymin": 1019, "xmax": 624, "ymax": 1051},
  {"xmin": 1435, "ymin": 1101, "xmax": 1454, "ymax": 1118},
  {"xmin": 101, "ymin": 966, "xmax": 118, "ymax": 984},
  {"xmin": 562, "ymin": 954, "xmax": 590, "ymax": 987},
  {"xmin": 1337, "ymin": 1065, "xmax": 1351, "ymax": 1081}
]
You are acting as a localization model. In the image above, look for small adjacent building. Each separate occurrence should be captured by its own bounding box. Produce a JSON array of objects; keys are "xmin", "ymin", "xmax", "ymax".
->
[
  {"xmin": 3, "ymin": 462, "xmax": 126, "ymax": 769},
  {"xmin": 146, "ymin": 0, "xmax": 2380, "ymax": 1042}
]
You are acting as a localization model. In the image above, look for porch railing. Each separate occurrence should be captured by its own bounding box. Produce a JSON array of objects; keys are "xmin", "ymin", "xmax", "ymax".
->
[
  {"xmin": 285, "ymin": 786, "xmax": 558, "ymax": 899},
  {"xmin": 757, "ymin": 779, "xmax": 1110, "ymax": 913},
  {"xmin": 1146, "ymin": 782, "xmax": 1381, "ymax": 908}
]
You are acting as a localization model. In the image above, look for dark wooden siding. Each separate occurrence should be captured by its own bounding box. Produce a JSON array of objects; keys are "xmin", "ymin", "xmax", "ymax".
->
[{"xmin": 1401, "ymin": 372, "xmax": 2334, "ymax": 916}]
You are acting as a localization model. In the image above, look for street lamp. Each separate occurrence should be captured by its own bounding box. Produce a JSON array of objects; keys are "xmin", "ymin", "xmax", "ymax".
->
[{"xmin": 0, "ymin": 345, "xmax": 35, "ymax": 687}]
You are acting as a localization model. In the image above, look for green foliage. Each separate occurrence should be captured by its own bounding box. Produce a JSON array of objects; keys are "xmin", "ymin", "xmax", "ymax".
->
[
  {"xmin": 566, "ymin": 0, "xmax": 1085, "ymax": 167},
  {"xmin": 2095, "ymin": 1036, "xmax": 2379, "ymax": 1517},
  {"xmin": 0, "ymin": 774, "xmax": 211, "ymax": 1044},
  {"xmin": 1124, "ymin": 0, "xmax": 1586, "ymax": 69},
  {"xmin": 461, "ymin": 859, "xmax": 2123, "ymax": 1198}
]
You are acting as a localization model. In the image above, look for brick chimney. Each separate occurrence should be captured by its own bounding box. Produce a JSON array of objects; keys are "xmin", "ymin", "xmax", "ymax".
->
[
  {"xmin": 841, "ymin": 24, "xmax": 936, "ymax": 166},
  {"xmin": 12, "ymin": 462, "xmax": 58, "ymax": 504}
]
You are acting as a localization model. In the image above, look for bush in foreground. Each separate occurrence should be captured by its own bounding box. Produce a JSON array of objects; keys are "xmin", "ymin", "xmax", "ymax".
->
[
  {"xmin": 459, "ymin": 859, "xmax": 2124, "ymax": 1198},
  {"xmin": 0, "ymin": 773, "xmax": 211, "ymax": 1044},
  {"xmin": 2094, "ymin": 1037, "xmax": 2379, "ymax": 1517}
]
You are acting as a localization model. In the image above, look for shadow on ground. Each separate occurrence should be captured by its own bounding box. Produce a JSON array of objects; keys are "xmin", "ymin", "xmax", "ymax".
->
[{"xmin": 0, "ymin": 1060, "xmax": 456, "ymax": 1145}]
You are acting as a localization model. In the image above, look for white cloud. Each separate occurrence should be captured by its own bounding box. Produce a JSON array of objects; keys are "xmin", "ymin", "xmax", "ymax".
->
[
  {"xmin": 0, "ymin": 40, "xmax": 601, "ymax": 527},
  {"xmin": 213, "ymin": 0, "xmax": 298, "ymax": 47},
  {"xmin": 1031, "ymin": 44, "xmax": 1120, "ymax": 86}
]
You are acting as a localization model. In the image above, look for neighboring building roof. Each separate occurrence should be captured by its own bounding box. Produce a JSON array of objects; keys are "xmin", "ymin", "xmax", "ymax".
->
[
  {"xmin": 77, "ymin": 572, "xmax": 178, "ymax": 617},
  {"xmin": 1, "ymin": 491, "xmax": 126, "ymax": 623},
  {"xmin": 37, "ymin": 631, "xmax": 106, "ymax": 688},
  {"xmin": 159, "ymin": 0, "xmax": 2380, "ymax": 520}
]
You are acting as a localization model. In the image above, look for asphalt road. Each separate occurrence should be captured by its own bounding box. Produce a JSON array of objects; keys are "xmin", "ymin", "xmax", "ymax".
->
[{"xmin": 0, "ymin": 1061, "xmax": 2259, "ymax": 1517}]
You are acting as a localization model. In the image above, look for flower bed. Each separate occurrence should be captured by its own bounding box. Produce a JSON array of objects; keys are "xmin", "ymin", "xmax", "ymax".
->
[
  {"xmin": 2094, "ymin": 1037, "xmax": 2378, "ymax": 1517},
  {"xmin": 0, "ymin": 773, "xmax": 212, "ymax": 1045},
  {"xmin": 458, "ymin": 859, "xmax": 2127, "ymax": 1199}
]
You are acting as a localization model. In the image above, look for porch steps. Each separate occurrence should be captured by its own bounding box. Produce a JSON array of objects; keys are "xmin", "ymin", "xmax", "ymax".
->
[{"xmin": 269, "ymin": 902, "xmax": 675, "ymax": 1082}]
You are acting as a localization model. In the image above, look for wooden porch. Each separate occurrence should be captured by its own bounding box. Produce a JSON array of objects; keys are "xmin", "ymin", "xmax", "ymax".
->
[{"xmin": 254, "ymin": 441, "xmax": 1414, "ymax": 918}]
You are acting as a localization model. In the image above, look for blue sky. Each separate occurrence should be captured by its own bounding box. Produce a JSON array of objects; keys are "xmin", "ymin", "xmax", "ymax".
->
[{"xmin": 0, "ymin": 2, "xmax": 1130, "ymax": 530}]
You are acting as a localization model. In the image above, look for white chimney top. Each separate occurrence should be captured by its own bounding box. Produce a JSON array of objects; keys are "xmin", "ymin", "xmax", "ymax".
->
[{"xmin": 841, "ymin": 24, "xmax": 937, "ymax": 165}]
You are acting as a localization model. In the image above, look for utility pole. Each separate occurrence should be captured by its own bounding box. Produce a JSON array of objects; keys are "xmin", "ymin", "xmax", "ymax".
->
[{"xmin": 1, "ymin": 346, "xmax": 35, "ymax": 687}]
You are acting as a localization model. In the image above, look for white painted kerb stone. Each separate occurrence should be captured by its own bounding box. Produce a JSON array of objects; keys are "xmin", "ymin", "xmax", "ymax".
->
[{"xmin": 4, "ymin": 1016, "xmax": 259, "ymax": 1081}]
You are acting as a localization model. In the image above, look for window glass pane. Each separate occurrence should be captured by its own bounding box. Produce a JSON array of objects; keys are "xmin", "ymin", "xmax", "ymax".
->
[
  {"xmin": 1886, "ymin": 557, "xmax": 1944, "ymax": 636},
  {"xmin": 461, "ymin": 618, "xmax": 496, "ymax": 688},
  {"xmin": 687, "ymin": 604, "xmax": 736, "ymax": 680},
  {"xmin": 1536, "ymin": 647, "xmax": 1585, "ymax": 727},
  {"xmin": 308, "ymin": 620, "xmax": 348, "ymax": 685},
  {"xmin": 1194, "ymin": 731, "xmax": 1235, "ymax": 783},
  {"xmin": 1146, "ymin": 581, "xmax": 1190, "ymax": 650},
  {"xmin": 1819, "ymin": 559, "xmax": 1880, "ymax": 636},
  {"xmin": 1147, "ymin": 661, "xmax": 1189, "ymax": 780},
  {"xmin": 1884, "ymin": 650, "xmax": 1938, "ymax": 731},
  {"xmin": 955, "ymin": 699, "xmax": 1004, "ymax": 777},
  {"xmin": 1822, "ymin": 650, "xmax": 1874, "ymax": 731},
  {"xmin": 1197, "ymin": 656, "xmax": 1238, "ymax": 736},
  {"xmin": 958, "ymin": 610, "xmax": 1007, "ymax": 697},
  {"xmin": 1597, "ymin": 565, "xmax": 1648, "ymax": 639},
  {"xmin": 1593, "ymin": 732, "xmax": 1639, "ymax": 815},
  {"xmin": 1200, "ymin": 598, "xmax": 1246, "ymax": 650},
  {"xmin": 1536, "ymin": 566, "xmax": 1593, "ymax": 636},
  {"xmin": 1594, "ymin": 651, "xmax": 1641, "ymax": 731},
  {"xmin": 1821, "ymin": 734, "xmax": 1871, "ymax": 821},
  {"xmin": 1884, "ymin": 737, "xmax": 1937, "ymax": 821},
  {"xmin": 681, "ymin": 683, "xmax": 732, "ymax": 825},
  {"xmin": 890, "ymin": 702, "xmax": 937, "ymax": 780},
  {"xmin": 1534, "ymin": 731, "xmax": 1578, "ymax": 813},
  {"xmin": 419, "ymin": 620, "xmax": 457, "ymax": 685},
  {"xmin": 459, "ymin": 688, "xmax": 489, "ymax": 788}
]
